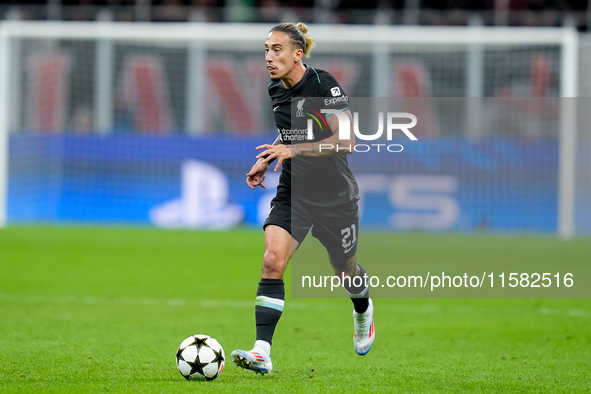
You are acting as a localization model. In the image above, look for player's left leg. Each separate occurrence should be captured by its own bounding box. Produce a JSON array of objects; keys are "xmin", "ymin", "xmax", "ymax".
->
[
  {"xmin": 310, "ymin": 201, "xmax": 375, "ymax": 355},
  {"xmin": 329, "ymin": 254, "xmax": 375, "ymax": 356}
]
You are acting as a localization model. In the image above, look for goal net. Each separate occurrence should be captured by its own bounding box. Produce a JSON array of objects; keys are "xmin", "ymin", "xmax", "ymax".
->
[{"xmin": 0, "ymin": 22, "xmax": 585, "ymax": 236}]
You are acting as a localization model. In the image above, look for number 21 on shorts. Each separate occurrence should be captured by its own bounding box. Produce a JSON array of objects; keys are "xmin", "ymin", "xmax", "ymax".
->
[{"xmin": 341, "ymin": 224, "xmax": 357, "ymax": 253}]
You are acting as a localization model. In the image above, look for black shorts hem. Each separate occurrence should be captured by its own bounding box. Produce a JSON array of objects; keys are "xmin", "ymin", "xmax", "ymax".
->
[{"xmin": 263, "ymin": 221, "xmax": 289, "ymax": 235}]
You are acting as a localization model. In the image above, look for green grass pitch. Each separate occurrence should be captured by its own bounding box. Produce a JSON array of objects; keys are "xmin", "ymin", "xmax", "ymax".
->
[{"xmin": 1, "ymin": 226, "xmax": 590, "ymax": 392}]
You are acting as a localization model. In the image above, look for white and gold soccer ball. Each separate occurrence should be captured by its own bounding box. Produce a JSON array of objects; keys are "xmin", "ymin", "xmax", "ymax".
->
[{"xmin": 176, "ymin": 334, "xmax": 225, "ymax": 381}]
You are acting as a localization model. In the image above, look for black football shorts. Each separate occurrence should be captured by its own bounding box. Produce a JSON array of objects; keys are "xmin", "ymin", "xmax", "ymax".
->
[{"xmin": 263, "ymin": 192, "xmax": 359, "ymax": 261}]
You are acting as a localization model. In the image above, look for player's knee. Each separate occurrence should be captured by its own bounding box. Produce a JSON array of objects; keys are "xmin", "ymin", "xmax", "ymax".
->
[
  {"xmin": 261, "ymin": 249, "xmax": 286, "ymax": 278},
  {"xmin": 331, "ymin": 255, "xmax": 357, "ymax": 276}
]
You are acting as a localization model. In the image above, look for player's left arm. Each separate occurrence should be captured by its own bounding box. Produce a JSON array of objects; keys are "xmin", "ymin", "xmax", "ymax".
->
[{"xmin": 256, "ymin": 109, "xmax": 355, "ymax": 171}]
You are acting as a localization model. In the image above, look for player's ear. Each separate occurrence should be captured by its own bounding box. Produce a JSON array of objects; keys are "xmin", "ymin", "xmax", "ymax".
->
[{"xmin": 294, "ymin": 48, "xmax": 303, "ymax": 63}]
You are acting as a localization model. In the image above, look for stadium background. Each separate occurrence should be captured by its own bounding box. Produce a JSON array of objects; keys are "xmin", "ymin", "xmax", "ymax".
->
[
  {"xmin": 1, "ymin": 2, "xmax": 590, "ymax": 392},
  {"xmin": 1, "ymin": 2, "xmax": 591, "ymax": 235}
]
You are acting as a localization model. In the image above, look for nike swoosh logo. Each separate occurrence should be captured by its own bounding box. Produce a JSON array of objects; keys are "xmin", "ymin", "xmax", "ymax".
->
[
  {"xmin": 344, "ymin": 242, "xmax": 357, "ymax": 254},
  {"xmin": 273, "ymin": 106, "xmax": 280, "ymax": 112},
  {"xmin": 266, "ymin": 205, "xmax": 275, "ymax": 219}
]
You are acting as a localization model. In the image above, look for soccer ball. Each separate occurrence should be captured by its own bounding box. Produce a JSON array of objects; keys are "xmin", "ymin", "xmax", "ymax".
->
[{"xmin": 176, "ymin": 334, "xmax": 225, "ymax": 381}]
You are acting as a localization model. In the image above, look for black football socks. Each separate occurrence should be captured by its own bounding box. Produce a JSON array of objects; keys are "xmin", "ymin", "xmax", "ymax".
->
[
  {"xmin": 345, "ymin": 265, "xmax": 369, "ymax": 314},
  {"xmin": 255, "ymin": 278, "xmax": 285, "ymax": 346}
]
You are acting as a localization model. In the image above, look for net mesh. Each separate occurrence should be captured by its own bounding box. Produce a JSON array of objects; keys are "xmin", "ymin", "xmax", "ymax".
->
[{"xmin": 8, "ymin": 36, "xmax": 565, "ymax": 134}]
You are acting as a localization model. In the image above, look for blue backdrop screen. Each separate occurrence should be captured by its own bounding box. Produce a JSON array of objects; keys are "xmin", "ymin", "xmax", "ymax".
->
[{"xmin": 7, "ymin": 134, "xmax": 558, "ymax": 232}]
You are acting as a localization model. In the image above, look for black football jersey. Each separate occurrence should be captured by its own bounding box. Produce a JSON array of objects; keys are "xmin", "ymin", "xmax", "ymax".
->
[{"xmin": 268, "ymin": 66, "xmax": 359, "ymax": 206}]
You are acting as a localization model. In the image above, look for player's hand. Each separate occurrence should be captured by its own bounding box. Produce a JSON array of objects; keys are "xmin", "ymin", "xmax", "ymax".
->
[
  {"xmin": 256, "ymin": 144, "xmax": 292, "ymax": 172},
  {"xmin": 246, "ymin": 160, "xmax": 269, "ymax": 190}
]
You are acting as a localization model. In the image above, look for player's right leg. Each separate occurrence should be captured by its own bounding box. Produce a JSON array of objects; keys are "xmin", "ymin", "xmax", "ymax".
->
[{"xmin": 231, "ymin": 224, "xmax": 298, "ymax": 375}]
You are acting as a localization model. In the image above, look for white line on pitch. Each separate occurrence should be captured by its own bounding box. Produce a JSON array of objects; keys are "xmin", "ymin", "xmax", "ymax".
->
[{"xmin": 0, "ymin": 293, "xmax": 589, "ymax": 317}]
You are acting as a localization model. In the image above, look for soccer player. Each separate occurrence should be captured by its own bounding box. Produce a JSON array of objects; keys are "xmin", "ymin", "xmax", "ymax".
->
[{"xmin": 231, "ymin": 22, "xmax": 374, "ymax": 375}]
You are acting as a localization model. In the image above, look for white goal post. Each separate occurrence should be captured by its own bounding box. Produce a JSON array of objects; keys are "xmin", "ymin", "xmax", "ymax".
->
[
  {"xmin": 0, "ymin": 21, "xmax": 580, "ymax": 237},
  {"xmin": 0, "ymin": 24, "xmax": 10, "ymax": 229}
]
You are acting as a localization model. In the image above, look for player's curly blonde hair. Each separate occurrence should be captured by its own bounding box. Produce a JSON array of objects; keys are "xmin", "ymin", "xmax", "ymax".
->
[{"xmin": 269, "ymin": 22, "xmax": 316, "ymax": 58}]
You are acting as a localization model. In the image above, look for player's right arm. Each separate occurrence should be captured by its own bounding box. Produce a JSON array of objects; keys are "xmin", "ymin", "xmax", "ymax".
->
[{"xmin": 246, "ymin": 136, "xmax": 281, "ymax": 189}]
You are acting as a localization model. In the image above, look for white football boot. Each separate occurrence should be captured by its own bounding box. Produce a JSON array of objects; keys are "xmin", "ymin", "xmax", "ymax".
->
[
  {"xmin": 353, "ymin": 298, "xmax": 375, "ymax": 355},
  {"xmin": 231, "ymin": 344, "xmax": 273, "ymax": 375}
]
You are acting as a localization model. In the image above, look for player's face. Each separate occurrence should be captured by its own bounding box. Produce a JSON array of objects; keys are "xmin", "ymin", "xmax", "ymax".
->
[{"xmin": 265, "ymin": 31, "xmax": 300, "ymax": 80}]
